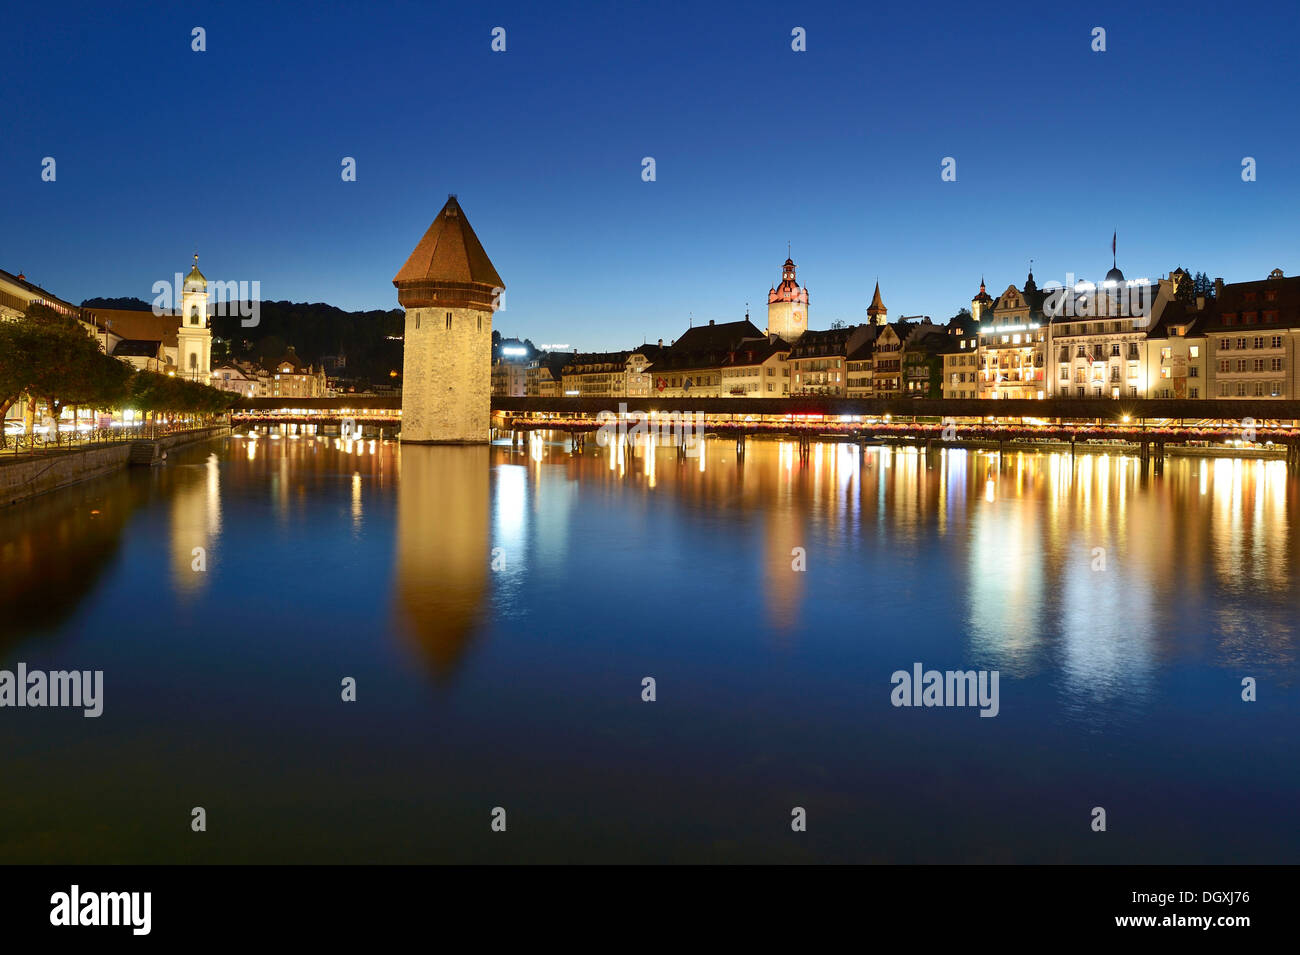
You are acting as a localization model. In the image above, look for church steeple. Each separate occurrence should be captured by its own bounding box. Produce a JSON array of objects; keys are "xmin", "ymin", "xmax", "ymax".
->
[
  {"xmin": 185, "ymin": 252, "xmax": 206, "ymax": 290},
  {"xmin": 178, "ymin": 252, "xmax": 212, "ymax": 383}
]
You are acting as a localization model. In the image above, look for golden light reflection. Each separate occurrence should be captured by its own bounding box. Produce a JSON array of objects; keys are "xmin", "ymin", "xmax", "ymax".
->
[
  {"xmin": 394, "ymin": 446, "xmax": 490, "ymax": 679},
  {"xmin": 170, "ymin": 452, "xmax": 222, "ymax": 595}
]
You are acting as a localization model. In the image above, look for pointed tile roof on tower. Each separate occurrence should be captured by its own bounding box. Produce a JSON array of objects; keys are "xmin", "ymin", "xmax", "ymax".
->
[
  {"xmin": 394, "ymin": 195, "xmax": 503, "ymax": 288},
  {"xmin": 867, "ymin": 281, "xmax": 887, "ymax": 321}
]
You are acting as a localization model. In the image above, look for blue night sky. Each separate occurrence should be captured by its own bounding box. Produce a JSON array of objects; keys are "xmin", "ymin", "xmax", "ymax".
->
[{"xmin": 4, "ymin": 1, "xmax": 1299, "ymax": 350}]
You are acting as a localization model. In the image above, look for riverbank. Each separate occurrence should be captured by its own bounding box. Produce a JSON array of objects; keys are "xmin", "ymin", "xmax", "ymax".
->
[{"xmin": 0, "ymin": 425, "xmax": 230, "ymax": 507}]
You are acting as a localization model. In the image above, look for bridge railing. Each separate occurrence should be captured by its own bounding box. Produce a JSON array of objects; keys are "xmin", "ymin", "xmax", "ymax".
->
[{"xmin": 0, "ymin": 420, "xmax": 224, "ymax": 458}]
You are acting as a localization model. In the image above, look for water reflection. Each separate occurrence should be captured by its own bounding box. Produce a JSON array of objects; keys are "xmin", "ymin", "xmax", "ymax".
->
[
  {"xmin": 393, "ymin": 446, "xmax": 490, "ymax": 679},
  {"xmin": 1, "ymin": 432, "xmax": 1298, "ymax": 862},
  {"xmin": 2, "ymin": 434, "xmax": 1297, "ymax": 682},
  {"xmin": 169, "ymin": 452, "xmax": 222, "ymax": 594}
]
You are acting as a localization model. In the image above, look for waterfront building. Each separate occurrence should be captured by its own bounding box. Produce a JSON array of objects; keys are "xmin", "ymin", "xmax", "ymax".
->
[
  {"xmin": 267, "ymin": 347, "xmax": 327, "ymax": 398},
  {"xmin": 526, "ymin": 352, "xmax": 570, "ymax": 397},
  {"xmin": 395, "ymin": 195, "xmax": 504, "ymax": 444},
  {"xmin": 941, "ymin": 338, "xmax": 979, "ymax": 399},
  {"xmin": 0, "ymin": 269, "xmax": 82, "ymax": 324},
  {"xmin": 975, "ymin": 272, "xmax": 1048, "ymax": 400},
  {"xmin": 789, "ymin": 324, "xmax": 874, "ymax": 396},
  {"xmin": 870, "ymin": 323, "xmax": 905, "ymax": 398},
  {"xmin": 491, "ymin": 339, "xmax": 530, "ymax": 397},
  {"xmin": 720, "ymin": 337, "xmax": 791, "ymax": 397},
  {"xmin": 561, "ymin": 351, "xmax": 634, "ymax": 397},
  {"xmin": 1203, "ymin": 270, "xmax": 1300, "ymax": 399},
  {"xmin": 650, "ymin": 318, "xmax": 767, "ymax": 397},
  {"xmin": 1144, "ymin": 302, "xmax": 1208, "ymax": 399},
  {"xmin": 210, "ymin": 361, "xmax": 264, "ymax": 398},
  {"xmin": 1043, "ymin": 257, "xmax": 1173, "ymax": 399},
  {"xmin": 625, "ymin": 343, "xmax": 666, "ymax": 397},
  {"xmin": 901, "ymin": 326, "xmax": 948, "ymax": 398},
  {"xmin": 111, "ymin": 339, "xmax": 170, "ymax": 374},
  {"xmin": 845, "ymin": 336, "xmax": 876, "ymax": 398},
  {"xmin": 938, "ymin": 311, "xmax": 980, "ymax": 400}
]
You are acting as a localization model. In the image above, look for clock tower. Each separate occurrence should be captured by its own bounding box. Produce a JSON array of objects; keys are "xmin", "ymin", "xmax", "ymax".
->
[{"xmin": 766, "ymin": 256, "xmax": 809, "ymax": 342}]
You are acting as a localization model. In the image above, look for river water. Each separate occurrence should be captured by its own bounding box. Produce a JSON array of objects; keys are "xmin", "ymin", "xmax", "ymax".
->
[{"xmin": 0, "ymin": 433, "xmax": 1295, "ymax": 862}]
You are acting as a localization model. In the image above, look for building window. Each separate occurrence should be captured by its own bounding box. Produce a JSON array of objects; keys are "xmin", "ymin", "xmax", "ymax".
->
[
  {"xmin": 1189, "ymin": 345, "xmax": 1199, "ymax": 358},
  {"xmin": 446, "ymin": 312, "xmax": 453, "ymax": 329},
  {"xmin": 1190, "ymin": 366, "xmax": 1199, "ymax": 378},
  {"xmin": 1272, "ymin": 357, "xmax": 1283, "ymax": 371}
]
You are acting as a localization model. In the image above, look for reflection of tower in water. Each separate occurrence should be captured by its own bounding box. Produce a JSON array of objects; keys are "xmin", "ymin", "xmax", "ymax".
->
[
  {"xmin": 761, "ymin": 440, "xmax": 807, "ymax": 632},
  {"xmin": 394, "ymin": 445, "xmax": 490, "ymax": 679},
  {"xmin": 170, "ymin": 452, "xmax": 222, "ymax": 594}
]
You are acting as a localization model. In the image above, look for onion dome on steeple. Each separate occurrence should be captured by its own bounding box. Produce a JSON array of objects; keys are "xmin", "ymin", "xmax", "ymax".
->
[
  {"xmin": 1105, "ymin": 231, "xmax": 1124, "ymax": 284},
  {"xmin": 185, "ymin": 253, "xmax": 206, "ymax": 289}
]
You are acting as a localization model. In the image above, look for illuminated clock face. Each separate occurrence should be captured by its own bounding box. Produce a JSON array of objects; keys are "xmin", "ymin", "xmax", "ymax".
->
[{"xmin": 792, "ymin": 310, "xmax": 803, "ymax": 325}]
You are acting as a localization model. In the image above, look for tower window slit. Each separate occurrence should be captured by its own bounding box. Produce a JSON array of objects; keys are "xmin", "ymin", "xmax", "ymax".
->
[{"xmin": 446, "ymin": 312, "xmax": 453, "ymax": 330}]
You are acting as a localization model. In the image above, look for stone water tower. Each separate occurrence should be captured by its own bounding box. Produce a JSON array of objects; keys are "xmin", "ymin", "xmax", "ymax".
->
[{"xmin": 394, "ymin": 196, "xmax": 504, "ymax": 443}]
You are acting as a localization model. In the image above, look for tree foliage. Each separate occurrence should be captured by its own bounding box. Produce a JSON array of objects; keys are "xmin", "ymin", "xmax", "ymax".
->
[{"xmin": 0, "ymin": 305, "xmax": 235, "ymax": 445}]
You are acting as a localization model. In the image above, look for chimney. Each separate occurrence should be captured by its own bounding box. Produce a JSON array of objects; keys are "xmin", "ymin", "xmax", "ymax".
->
[
  {"xmin": 708, "ymin": 319, "xmax": 715, "ymax": 326},
  {"xmin": 1214, "ymin": 277, "xmax": 1224, "ymax": 298},
  {"xmin": 657, "ymin": 338, "xmax": 663, "ymax": 347},
  {"xmin": 1196, "ymin": 295, "xmax": 1206, "ymax": 311}
]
